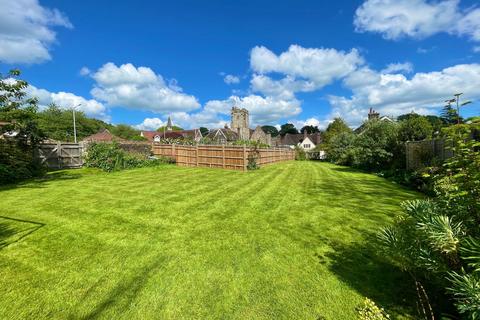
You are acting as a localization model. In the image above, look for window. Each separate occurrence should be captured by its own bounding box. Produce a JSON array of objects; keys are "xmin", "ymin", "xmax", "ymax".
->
[{"xmin": 303, "ymin": 144, "xmax": 311, "ymax": 148}]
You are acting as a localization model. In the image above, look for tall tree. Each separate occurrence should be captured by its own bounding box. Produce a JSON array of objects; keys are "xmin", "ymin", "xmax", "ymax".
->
[
  {"xmin": 300, "ymin": 125, "xmax": 320, "ymax": 134},
  {"xmin": 441, "ymin": 104, "xmax": 462, "ymax": 125},
  {"xmin": 398, "ymin": 115, "xmax": 433, "ymax": 142},
  {"xmin": 261, "ymin": 125, "xmax": 279, "ymax": 137},
  {"xmin": 199, "ymin": 127, "xmax": 209, "ymax": 136},
  {"xmin": 279, "ymin": 123, "xmax": 298, "ymax": 136},
  {"xmin": 111, "ymin": 124, "xmax": 144, "ymax": 140}
]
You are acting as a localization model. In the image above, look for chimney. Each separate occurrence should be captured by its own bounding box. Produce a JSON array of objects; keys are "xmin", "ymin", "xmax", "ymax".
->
[{"xmin": 368, "ymin": 108, "xmax": 380, "ymax": 120}]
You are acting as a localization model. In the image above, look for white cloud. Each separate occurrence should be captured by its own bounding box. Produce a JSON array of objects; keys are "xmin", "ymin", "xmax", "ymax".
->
[
  {"xmin": 473, "ymin": 46, "xmax": 480, "ymax": 53},
  {"xmin": 79, "ymin": 67, "xmax": 91, "ymax": 76},
  {"xmin": 134, "ymin": 117, "xmax": 165, "ymax": 131},
  {"xmin": 0, "ymin": 0, "xmax": 72, "ymax": 64},
  {"xmin": 26, "ymin": 85, "xmax": 109, "ymax": 120},
  {"xmin": 250, "ymin": 45, "xmax": 364, "ymax": 88},
  {"xmin": 381, "ymin": 62, "xmax": 413, "ymax": 74},
  {"xmin": 354, "ymin": 0, "xmax": 480, "ymax": 42},
  {"xmin": 329, "ymin": 63, "xmax": 480, "ymax": 126},
  {"xmin": 250, "ymin": 74, "xmax": 316, "ymax": 100},
  {"xmin": 223, "ymin": 74, "xmax": 240, "ymax": 84},
  {"xmin": 91, "ymin": 62, "xmax": 200, "ymax": 113},
  {"xmin": 290, "ymin": 117, "xmax": 330, "ymax": 130}
]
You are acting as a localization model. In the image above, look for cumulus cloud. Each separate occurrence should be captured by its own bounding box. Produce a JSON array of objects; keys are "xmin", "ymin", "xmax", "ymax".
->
[
  {"xmin": 329, "ymin": 63, "xmax": 480, "ymax": 126},
  {"xmin": 90, "ymin": 62, "xmax": 200, "ymax": 113},
  {"xmin": 381, "ymin": 62, "xmax": 413, "ymax": 74},
  {"xmin": 223, "ymin": 74, "xmax": 240, "ymax": 84},
  {"xmin": 354, "ymin": 0, "xmax": 480, "ymax": 42},
  {"xmin": 134, "ymin": 117, "xmax": 165, "ymax": 131},
  {"xmin": 250, "ymin": 45, "xmax": 364, "ymax": 88},
  {"xmin": 26, "ymin": 85, "xmax": 109, "ymax": 120},
  {"xmin": 0, "ymin": 0, "xmax": 72, "ymax": 64}
]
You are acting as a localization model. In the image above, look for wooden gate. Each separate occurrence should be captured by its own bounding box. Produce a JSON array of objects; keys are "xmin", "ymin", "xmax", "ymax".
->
[{"xmin": 37, "ymin": 143, "xmax": 83, "ymax": 169}]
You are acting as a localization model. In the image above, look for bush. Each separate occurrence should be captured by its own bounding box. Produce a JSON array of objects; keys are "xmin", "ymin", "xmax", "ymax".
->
[
  {"xmin": 84, "ymin": 142, "xmax": 173, "ymax": 172},
  {"xmin": 0, "ymin": 140, "xmax": 45, "ymax": 185},
  {"xmin": 294, "ymin": 146, "xmax": 306, "ymax": 160},
  {"xmin": 356, "ymin": 298, "xmax": 390, "ymax": 320}
]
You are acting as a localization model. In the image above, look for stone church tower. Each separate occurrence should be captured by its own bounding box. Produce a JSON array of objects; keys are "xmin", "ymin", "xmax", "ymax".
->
[{"xmin": 231, "ymin": 107, "xmax": 250, "ymax": 140}]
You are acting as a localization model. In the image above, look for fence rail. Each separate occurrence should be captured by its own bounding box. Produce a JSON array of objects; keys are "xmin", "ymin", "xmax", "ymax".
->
[{"xmin": 152, "ymin": 144, "xmax": 295, "ymax": 171}]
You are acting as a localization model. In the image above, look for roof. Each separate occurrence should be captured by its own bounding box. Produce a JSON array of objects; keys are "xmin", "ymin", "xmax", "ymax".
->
[
  {"xmin": 206, "ymin": 128, "xmax": 239, "ymax": 141},
  {"xmin": 82, "ymin": 129, "xmax": 125, "ymax": 142},
  {"xmin": 141, "ymin": 130, "xmax": 184, "ymax": 141},
  {"xmin": 279, "ymin": 132, "xmax": 322, "ymax": 146}
]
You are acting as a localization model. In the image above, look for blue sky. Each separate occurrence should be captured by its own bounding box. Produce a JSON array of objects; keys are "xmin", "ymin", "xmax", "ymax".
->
[{"xmin": 1, "ymin": 0, "xmax": 479, "ymax": 130}]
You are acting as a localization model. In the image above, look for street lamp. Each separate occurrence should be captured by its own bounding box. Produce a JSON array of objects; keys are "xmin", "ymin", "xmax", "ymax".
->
[
  {"xmin": 72, "ymin": 104, "xmax": 81, "ymax": 143},
  {"xmin": 453, "ymin": 93, "xmax": 472, "ymax": 124}
]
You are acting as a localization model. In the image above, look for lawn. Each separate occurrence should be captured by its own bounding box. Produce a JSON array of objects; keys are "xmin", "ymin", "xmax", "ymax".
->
[{"xmin": 0, "ymin": 161, "xmax": 419, "ymax": 319}]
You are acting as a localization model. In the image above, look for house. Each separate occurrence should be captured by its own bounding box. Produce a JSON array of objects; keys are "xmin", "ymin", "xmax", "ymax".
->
[
  {"xmin": 82, "ymin": 129, "xmax": 125, "ymax": 143},
  {"xmin": 355, "ymin": 108, "xmax": 395, "ymax": 133},
  {"xmin": 205, "ymin": 125, "xmax": 239, "ymax": 144},
  {"xmin": 276, "ymin": 132, "xmax": 322, "ymax": 150},
  {"xmin": 139, "ymin": 117, "xmax": 203, "ymax": 143}
]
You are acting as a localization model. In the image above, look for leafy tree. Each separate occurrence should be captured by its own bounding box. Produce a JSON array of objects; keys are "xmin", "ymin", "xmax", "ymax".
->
[
  {"xmin": 279, "ymin": 123, "xmax": 298, "ymax": 136},
  {"xmin": 441, "ymin": 104, "xmax": 462, "ymax": 125},
  {"xmin": 0, "ymin": 69, "xmax": 45, "ymax": 184},
  {"xmin": 425, "ymin": 115, "xmax": 446, "ymax": 136},
  {"xmin": 199, "ymin": 127, "xmax": 209, "ymax": 136},
  {"xmin": 350, "ymin": 120, "xmax": 399, "ymax": 171},
  {"xmin": 322, "ymin": 118, "xmax": 352, "ymax": 152},
  {"xmin": 261, "ymin": 125, "xmax": 279, "ymax": 137},
  {"xmin": 157, "ymin": 125, "xmax": 183, "ymax": 131},
  {"xmin": 326, "ymin": 131, "xmax": 356, "ymax": 165},
  {"xmin": 398, "ymin": 115, "xmax": 433, "ymax": 142},
  {"xmin": 37, "ymin": 104, "xmax": 112, "ymax": 142},
  {"xmin": 300, "ymin": 125, "xmax": 320, "ymax": 134},
  {"xmin": 111, "ymin": 124, "xmax": 144, "ymax": 140}
]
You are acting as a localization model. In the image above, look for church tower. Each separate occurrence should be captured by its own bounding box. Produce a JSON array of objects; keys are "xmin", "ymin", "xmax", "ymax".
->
[
  {"xmin": 166, "ymin": 116, "xmax": 173, "ymax": 131},
  {"xmin": 231, "ymin": 107, "xmax": 250, "ymax": 140}
]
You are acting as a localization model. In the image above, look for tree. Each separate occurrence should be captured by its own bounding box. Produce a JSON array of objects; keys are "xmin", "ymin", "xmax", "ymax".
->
[
  {"xmin": 37, "ymin": 104, "xmax": 112, "ymax": 142},
  {"xmin": 0, "ymin": 69, "xmax": 45, "ymax": 184},
  {"xmin": 322, "ymin": 118, "xmax": 352, "ymax": 150},
  {"xmin": 398, "ymin": 115, "xmax": 433, "ymax": 142},
  {"xmin": 261, "ymin": 125, "xmax": 279, "ymax": 137},
  {"xmin": 111, "ymin": 124, "xmax": 143, "ymax": 140},
  {"xmin": 300, "ymin": 125, "xmax": 320, "ymax": 134},
  {"xmin": 157, "ymin": 125, "xmax": 183, "ymax": 131},
  {"xmin": 279, "ymin": 123, "xmax": 298, "ymax": 136},
  {"xmin": 199, "ymin": 127, "xmax": 209, "ymax": 136},
  {"xmin": 425, "ymin": 115, "xmax": 446, "ymax": 135},
  {"xmin": 441, "ymin": 104, "xmax": 462, "ymax": 125}
]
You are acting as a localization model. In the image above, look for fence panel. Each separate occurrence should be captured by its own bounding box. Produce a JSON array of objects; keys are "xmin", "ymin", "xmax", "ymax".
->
[
  {"xmin": 405, "ymin": 139, "xmax": 453, "ymax": 171},
  {"xmin": 37, "ymin": 142, "xmax": 83, "ymax": 169},
  {"xmin": 152, "ymin": 144, "xmax": 294, "ymax": 171}
]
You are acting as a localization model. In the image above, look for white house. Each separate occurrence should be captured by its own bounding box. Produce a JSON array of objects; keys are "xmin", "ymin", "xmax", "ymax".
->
[{"xmin": 298, "ymin": 136, "xmax": 316, "ymax": 151}]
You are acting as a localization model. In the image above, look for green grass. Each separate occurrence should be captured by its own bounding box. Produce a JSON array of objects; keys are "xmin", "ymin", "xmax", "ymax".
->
[{"xmin": 0, "ymin": 161, "xmax": 419, "ymax": 319}]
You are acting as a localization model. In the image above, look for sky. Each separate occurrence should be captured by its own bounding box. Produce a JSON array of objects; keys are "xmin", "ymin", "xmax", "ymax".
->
[{"xmin": 0, "ymin": 0, "xmax": 479, "ymax": 131}]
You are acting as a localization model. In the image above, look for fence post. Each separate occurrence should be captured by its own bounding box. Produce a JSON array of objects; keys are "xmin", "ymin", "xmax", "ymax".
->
[
  {"xmin": 222, "ymin": 145, "xmax": 225, "ymax": 168},
  {"xmin": 196, "ymin": 145, "xmax": 199, "ymax": 167},
  {"xmin": 243, "ymin": 145, "xmax": 247, "ymax": 172}
]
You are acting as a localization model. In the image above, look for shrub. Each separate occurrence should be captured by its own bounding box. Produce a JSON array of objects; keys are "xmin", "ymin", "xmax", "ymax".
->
[
  {"xmin": 356, "ymin": 298, "xmax": 390, "ymax": 320},
  {"xmin": 84, "ymin": 142, "xmax": 173, "ymax": 172},
  {"xmin": 294, "ymin": 146, "xmax": 306, "ymax": 160},
  {"xmin": 0, "ymin": 140, "xmax": 45, "ymax": 184}
]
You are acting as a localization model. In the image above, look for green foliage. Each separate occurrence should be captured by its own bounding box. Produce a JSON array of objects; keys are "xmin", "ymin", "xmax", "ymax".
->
[
  {"xmin": 279, "ymin": 123, "xmax": 298, "ymax": 136},
  {"xmin": 199, "ymin": 126, "xmax": 209, "ymax": 136},
  {"xmin": 232, "ymin": 139, "xmax": 269, "ymax": 148},
  {"xmin": 36, "ymin": 104, "xmax": 112, "ymax": 142},
  {"xmin": 0, "ymin": 69, "xmax": 45, "ymax": 184},
  {"xmin": 110, "ymin": 124, "xmax": 145, "ymax": 141},
  {"xmin": 261, "ymin": 125, "xmax": 279, "ymax": 137},
  {"xmin": 356, "ymin": 298, "xmax": 390, "ymax": 320},
  {"xmin": 300, "ymin": 125, "xmax": 320, "ymax": 134},
  {"xmin": 157, "ymin": 125, "xmax": 183, "ymax": 131},
  {"xmin": 321, "ymin": 117, "xmax": 352, "ymax": 152},
  {"xmin": 441, "ymin": 104, "xmax": 462, "ymax": 125},
  {"xmin": 84, "ymin": 142, "xmax": 172, "ymax": 172},
  {"xmin": 294, "ymin": 146, "xmax": 306, "ymax": 160},
  {"xmin": 398, "ymin": 115, "xmax": 433, "ymax": 142},
  {"xmin": 350, "ymin": 120, "xmax": 399, "ymax": 171},
  {"xmin": 380, "ymin": 122, "xmax": 480, "ymax": 319},
  {"xmin": 326, "ymin": 131, "xmax": 356, "ymax": 165}
]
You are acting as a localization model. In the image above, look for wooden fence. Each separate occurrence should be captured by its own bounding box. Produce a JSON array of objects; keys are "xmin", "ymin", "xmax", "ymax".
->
[
  {"xmin": 405, "ymin": 139, "xmax": 453, "ymax": 171},
  {"xmin": 37, "ymin": 142, "xmax": 83, "ymax": 169},
  {"xmin": 152, "ymin": 144, "xmax": 295, "ymax": 171}
]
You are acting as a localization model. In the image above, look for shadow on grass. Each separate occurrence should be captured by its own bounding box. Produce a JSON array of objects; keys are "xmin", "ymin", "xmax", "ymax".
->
[
  {"xmin": 71, "ymin": 256, "xmax": 166, "ymax": 320},
  {"xmin": 0, "ymin": 170, "xmax": 84, "ymax": 191},
  {"xmin": 0, "ymin": 216, "xmax": 45, "ymax": 250},
  {"xmin": 324, "ymin": 237, "xmax": 417, "ymax": 318}
]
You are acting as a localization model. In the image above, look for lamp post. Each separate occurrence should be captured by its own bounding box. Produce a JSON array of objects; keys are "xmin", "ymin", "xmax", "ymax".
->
[
  {"xmin": 72, "ymin": 104, "xmax": 81, "ymax": 143},
  {"xmin": 452, "ymin": 93, "xmax": 472, "ymax": 124}
]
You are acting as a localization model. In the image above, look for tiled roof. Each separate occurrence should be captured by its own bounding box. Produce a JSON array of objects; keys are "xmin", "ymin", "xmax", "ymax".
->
[
  {"xmin": 279, "ymin": 132, "xmax": 322, "ymax": 146},
  {"xmin": 82, "ymin": 129, "xmax": 125, "ymax": 142}
]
